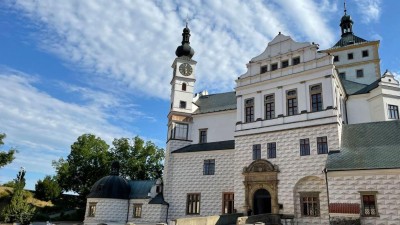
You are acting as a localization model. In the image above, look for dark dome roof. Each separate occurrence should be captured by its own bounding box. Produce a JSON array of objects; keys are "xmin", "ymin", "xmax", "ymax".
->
[
  {"xmin": 175, "ymin": 25, "xmax": 195, "ymax": 58},
  {"xmin": 87, "ymin": 161, "xmax": 130, "ymax": 199}
]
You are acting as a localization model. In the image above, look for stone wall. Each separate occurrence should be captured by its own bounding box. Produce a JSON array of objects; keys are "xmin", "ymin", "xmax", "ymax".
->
[
  {"xmin": 128, "ymin": 199, "xmax": 167, "ymax": 224},
  {"xmin": 84, "ymin": 198, "xmax": 128, "ymax": 225},
  {"xmin": 328, "ymin": 169, "xmax": 400, "ymax": 225},
  {"xmin": 166, "ymin": 149, "xmax": 235, "ymax": 220}
]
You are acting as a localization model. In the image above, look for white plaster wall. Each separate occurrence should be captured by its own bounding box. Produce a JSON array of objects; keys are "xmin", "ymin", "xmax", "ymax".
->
[
  {"xmin": 347, "ymin": 95, "xmax": 371, "ymax": 124},
  {"xmin": 233, "ymin": 123, "xmax": 340, "ymax": 221},
  {"xmin": 127, "ymin": 199, "xmax": 167, "ymax": 224},
  {"xmin": 338, "ymin": 63, "xmax": 377, "ymax": 85},
  {"xmin": 328, "ymin": 169, "xmax": 400, "ymax": 225},
  {"xmin": 84, "ymin": 198, "xmax": 128, "ymax": 225},
  {"xmin": 167, "ymin": 149, "xmax": 235, "ymax": 220},
  {"xmin": 191, "ymin": 110, "xmax": 236, "ymax": 143}
]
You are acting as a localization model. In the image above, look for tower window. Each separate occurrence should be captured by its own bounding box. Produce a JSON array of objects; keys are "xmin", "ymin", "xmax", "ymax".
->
[
  {"xmin": 203, "ymin": 159, "xmax": 215, "ymax": 175},
  {"xmin": 356, "ymin": 69, "xmax": 364, "ymax": 78},
  {"xmin": 182, "ymin": 83, "xmax": 187, "ymax": 91},
  {"xmin": 310, "ymin": 84, "xmax": 323, "ymax": 112},
  {"xmin": 253, "ymin": 144, "xmax": 261, "ymax": 160},
  {"xmin": 265, "ymin": 94, "xmax": 275, "ymax": 120},
  {"xmin": 199, "ymin": 129, "xmax": 207, "ymax": 143},
  {"xmin": 281, "ymin": 60, "xmax": 289, "ymax": 68},
  {"xmin": 300, "ymin": 138, "xmax": 310, "ymax": 156},
  {"xmin": 260, "ymin": 65, "xmax": 268, "ymax": 74},
  {"xmin": 292, "ymin": 57, "xmax": 300, "ymax": 65},
  {"xmin": 362, "ymin": 50, "xmax": 369, "ymax": 57},
  {"xmin": 245, "ymin": 98, "xmax": 254, "ymax": 122},
  {"xmin": 348, "ymin": 53, "xmax": 354, "ymax": 60},
  {"xmin": 388, "ymin": 105, "xmax": 399, "ymax": 119},
  {"xmin": 171, "ymin": 123, "xmax": 188, "ymax": 140},
  {"xmin": 339, "ymin": 72, "xmax": 346, "ymax": 79},
  {"xmin": 317, "ymin": 136, "xmax": 328, "ymax": 154},
  {"xmin": 271, "ymin": 63, "xmax": 278, "ymax": 71},
  {"xmin": 334, "ymin": 55, "xmax": 339, "ymax": 62},
  {"xmin": 179, "ymin": 101, "xmax": 187, "ymax": 109},
  {"xmin": 287, "ymin": 90, "xmax": 298, "ymax": 116}
]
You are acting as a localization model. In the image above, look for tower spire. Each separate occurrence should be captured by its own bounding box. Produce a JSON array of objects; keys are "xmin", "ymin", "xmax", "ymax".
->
[
  {"xmin": 344, "ymin": 0, "xmax": 347, "ymax": 15},
  {"xmin": 340, "ymin": 0, "xmax": 353, "ymax": 37},
  {"xmin": 175, "ymin": 19, "xmax": 195, "ymax": 58}
]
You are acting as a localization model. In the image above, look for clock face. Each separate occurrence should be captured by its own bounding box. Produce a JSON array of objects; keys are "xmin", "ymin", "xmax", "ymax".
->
[{"xmin": 179, "ymin": 63, "xmax": 193, "ymax": 76}]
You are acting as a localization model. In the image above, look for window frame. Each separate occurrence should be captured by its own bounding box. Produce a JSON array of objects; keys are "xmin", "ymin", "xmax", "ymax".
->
[
  {"xmin": 171, "ymin": 123, "xmax": 189, "ymax": 140},
  {"xmin": 317, "ymin": 136, "xmax": 328, "ymax": 154},
  {"xmin": 292, "ymin": 56, "xmax": 301, "ymax": 65},
  {"xmin": 179, "ymin": 101, "xmax": 187, "ymax": 109},
  {"xmin": 264, "ymin": 94, "xmax": 275, "ymax": 120},
  {"xmin": 182, "ymin": 83, "xmax": 187, "ymax": 91},
  {"xmin": 252, "ymin": 144, "xmax": 261, "ymax": 160},
  {"xmin": 88, "ymin": 202, "xmax": 97, "ymax": 217},
  {"xmin": 199, "ymin": 129, "xmax": 207, "ymax": 143},
  {"xmin": 310, "ymin": 84, "xmax": 323, "ymax": 112},
  {"xmin": 187, "ymin": 193, "xmax": 201, "ymax": 215},
  {"xmin": 245, "ymin": 98, "xmax": 254, "ymax": 123},
  {"xmin": 260, "ymin": 65, "xmax": 268, "ymax": 74},
  {"xmin": 333, "ymin": 55, "xmax": 339, "ymax": 62},
  {"xmin": 362, "ymin": 50, "xmax": 369, "ymax": 57},
  {"xmin": 360, "ymin": 192, "xmax": 378, "ymax": 217},
  {"xmin": 222, "ymin": 192, "xmax": 234, "ymax": 214},
  {"xmin": 271, "ymin": 63, "xmax": 278, "ymax": 71},
  {"xmin": 300, "ymin": 192, "xmax": 320, "ymax": 217},
  {"xmin": 338, "ymin": 72, "xmax": 346, "ymax": 79},
  {"xmin": 133, "ymin": 204, "xmax": 143, "ymax": 218},
  {"xmin": 300, "ymin": 138, "xmax": 310, "ymax": 156},
  {"xmin": 281, "ymin": 60, "xmax": 289, "ymax": 68},
  {"xmin": 356, "ymin": 69, "xmax": 364, "ymax": 78},
  {"xmin": 348, "ymin": 53, "xmax": 354, "ymax": 60},
  {"xmin": 203, "ymin": 159, "xmax": 215, "ymax": 175},
  {"xmin": 388, "ymin": 104, "xmax": 399, "ymax": 119},
  {"xmin": 287, "ymin": 89, "xmax": 298, "ymax": 116},
  {"xmin": 267, "ymin": 142, "xmax": 276, "ymax": 159}
]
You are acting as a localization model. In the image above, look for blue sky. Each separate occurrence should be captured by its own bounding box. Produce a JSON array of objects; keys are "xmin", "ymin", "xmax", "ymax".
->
[{"xmin": 0, "ymin": 0, "xmax": 399, "ymax": 190}]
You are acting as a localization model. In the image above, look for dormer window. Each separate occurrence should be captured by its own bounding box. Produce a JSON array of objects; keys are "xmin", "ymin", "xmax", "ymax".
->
[
  {"xmin": 260, "ymin": 65, "xmax": 268, "ymax": 74},
  {"xmin": 182, "ymin": 83, "xmax": 187, "ymax": 91}
]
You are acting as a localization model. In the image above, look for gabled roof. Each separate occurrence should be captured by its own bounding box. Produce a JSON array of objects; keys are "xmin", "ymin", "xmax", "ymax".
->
[
  {"xmin": 326, "ymin": 120, "xmax": 400, "ymax": 171},
  {"xmin": 172, "ymin": 140, "xmax": 235, "ymax": 153},
  {"xmin": 330, "ymin": 33, "xmax": 368, "ymax": 49},
  {"xmin": 194, "ymin": 92, "xmax": 236, "ymax": 114},
  {"xmin": 128, "ymin": 180, "xmax": 155, "ymax": 199}
]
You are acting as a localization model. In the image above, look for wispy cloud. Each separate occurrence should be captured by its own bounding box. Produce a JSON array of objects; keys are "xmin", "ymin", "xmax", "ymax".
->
[
  {"xmin": 7, "ymin": 0, "xmax": 336, "ymax": 99},
  {"xmin": 354, "ymin": 0, "xmax": 381, "ymax": 23}
]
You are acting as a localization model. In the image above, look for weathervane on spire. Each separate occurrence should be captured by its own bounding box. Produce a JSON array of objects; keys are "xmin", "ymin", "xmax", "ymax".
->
[{"xmin": 344, "ymin": 0, "xmax": 347, "ymax": 15}]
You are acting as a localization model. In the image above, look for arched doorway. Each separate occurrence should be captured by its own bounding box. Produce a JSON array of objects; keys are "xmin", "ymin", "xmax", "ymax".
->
[{"xmin": 253, "ymin": 189, "xmax": 272, "ymax": 215}]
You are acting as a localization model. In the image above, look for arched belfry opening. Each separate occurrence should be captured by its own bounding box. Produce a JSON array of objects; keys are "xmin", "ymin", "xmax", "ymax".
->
[{"xmin": 242, "ymin": 159, "xmax": 279, "ymax": 214}]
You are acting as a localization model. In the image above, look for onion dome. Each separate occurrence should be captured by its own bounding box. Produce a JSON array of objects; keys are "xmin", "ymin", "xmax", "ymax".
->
[
  {"xmin": 175, "ymin": 23, "xmax": 195, "ymax": 58},
  {"xmin": 87, "ymin": 161, "xmax": 130, "ymax": 199}
]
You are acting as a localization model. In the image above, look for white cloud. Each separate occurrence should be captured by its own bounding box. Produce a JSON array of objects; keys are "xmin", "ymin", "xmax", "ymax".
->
[
  {"xmin": 7, "ymin": 0, "xmax": 336, "ymax": 98},
  {"xmin": 0, "ymin": 68, "xmax": 135, "ymax": 175},
  {"xmin": 354, "ymin": 0, "xmax": 381, "ymax": 23}
]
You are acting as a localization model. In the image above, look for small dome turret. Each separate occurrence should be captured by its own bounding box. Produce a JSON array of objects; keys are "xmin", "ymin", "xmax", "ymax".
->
[
  {"xmin": 87, "ymin": 161, "xmax": 130, "ymax": 199},
  {"xmin": 175, "ymin": 23, "xmax": 195, "ymax": 58},
  {"xmin": 340, "ymin": 1, "xmax": 354, "ymax": 37}
]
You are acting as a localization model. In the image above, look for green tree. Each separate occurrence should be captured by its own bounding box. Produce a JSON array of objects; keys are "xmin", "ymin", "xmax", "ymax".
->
[
  {"xmin": 0, "ymin": 133, "xmax": 16, "ymax": 168},
  {"xmin": 52, "ymin": 134, "xmax": 110, "ymax": 197},
  {"xmin": 35, "ymin": 175, "xmax": 61, "ymax": 201},
  {"xmin": 109, "ymin": 136, "xmax": 164, "ymax": 180},
  {"xmin": 2, "ymin": 168, "xmax": 36, "ymax": 225}
]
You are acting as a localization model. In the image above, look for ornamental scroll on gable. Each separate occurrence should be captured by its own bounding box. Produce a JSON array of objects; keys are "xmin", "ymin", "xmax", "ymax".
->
[{"xmin": 243, "ymin": 159, "xmax": 279, "ymax": 173}]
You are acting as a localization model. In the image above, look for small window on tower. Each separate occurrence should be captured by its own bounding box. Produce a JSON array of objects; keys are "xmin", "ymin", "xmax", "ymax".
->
[
  {"xmin": 356, "ymin": 69, "xmax": 364, "ymax": 78},
  {"xmin": 333, "ymin": 55, "xmax": 339, "ymax": 62},
  {"xmin": 339, "ymin": 72, "xmax": 346, "ymax": 79},
  {"xmin": 179, "ymin": 101, "xmax": 187, "ymax": 109},
  {"xmin": 348, "ymin": 53, "xmax": 354, "ymax": 60},
  {"xmin": 182, "ymin": 83, "xmax": 187, "ymax": 91},
  {"xmin": 362, "ymin": 50, "xmax": 369, "ymax": 57}
]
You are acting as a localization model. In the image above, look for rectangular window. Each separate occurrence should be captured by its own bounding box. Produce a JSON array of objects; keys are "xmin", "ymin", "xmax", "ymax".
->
[
  {"xmin": 245, "ymin": 98, "xmax": 254, "ymax": 122},
  {"xmin": 133, "ymin": 204, "xmax": 142, "ymax": 218},
  {"xmin": 271, "ymin": 63, "xmax": 278, "ymax": 71},
  {"xmin": 88, "ymin": 202, "xmax": 97, "ymax": 217},
  {"xmin": 199, "ymin": 129, "xmax": 207, "ymax": 143},
  {"xmin": 179, "ymin": 101, "xmax": 187, "ymax": 109},
  {"xmin": 334, "ymin": 55, "xmax": 339, "ymax": 62},
  {"xmin": 362, "ymin": 50, "xmax": 369, "ymax": 57},
  {"xmin": 388, "ymin": 105, "xmax": 399, "ymax": 119},
  {"xmin": 260, "ymin": 65, "xmax": 268, "ymax": 74},
  {"xmin": 300, "ymin": 193, "xmax": 320, "ymax": 217},
  {"xmin": 339, "ymin": 72, "xmax": 346, "ymax": 79},
  {"xmin": 171, "ymin": 123, "xmax": 188, "ymax": 140},
  {"xmin": 348, "ymin": 53, "xmax": 354, "ymax": 60},
  {"xmin": 310, "ymin": 84, "xmax": 323, "ymax": 112},
  {"xmin": 300, "ymin": 139, "xmax": 310, "ymax": 156},
  {"xmin": 361, "ymin": 194, "xmax": 378, "ymax": 216},
  {"xmin": 222, "ymin": 193, "xmax": 234, "ymax": 214},
  {"xmin": 253, "ymin": 144, "xmax": 261, "ymax": 160},
  {"xmin": 281, "ymin": 60, "xmax": 289, "ymax": 68},
  {"xmin": 356, "ymin": 69, "xmax": 364, "ymax": 78},
  {"xmin": 317, "ymin": 136, "xmax": 328, "ymax": 154},
  {"xmin": 293, "ymin": 57, "xmax": 300, "ymax": 65},
  {"xmin": 203, "ymin": 159, "xmax": 215, "ymax": 175},
  {"xmin": 187, "ymin": 193, "xmax": 201, "ymax": 215},
  {"xmin": 264, "ymin": 94, "xmax": 275, "ymax": 120},
  {"xmin": 267, "ymin": 142, "xmax": 276, "ymax": 159},
  {"xmin": 287, "ymin": 90, "xmax": 298, "ymax": 116}
]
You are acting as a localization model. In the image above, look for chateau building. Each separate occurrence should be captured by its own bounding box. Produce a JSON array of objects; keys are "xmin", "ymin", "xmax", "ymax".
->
[{"xmin": 84, "ymin": 8, "xmax": 400, "ymax": 225}]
